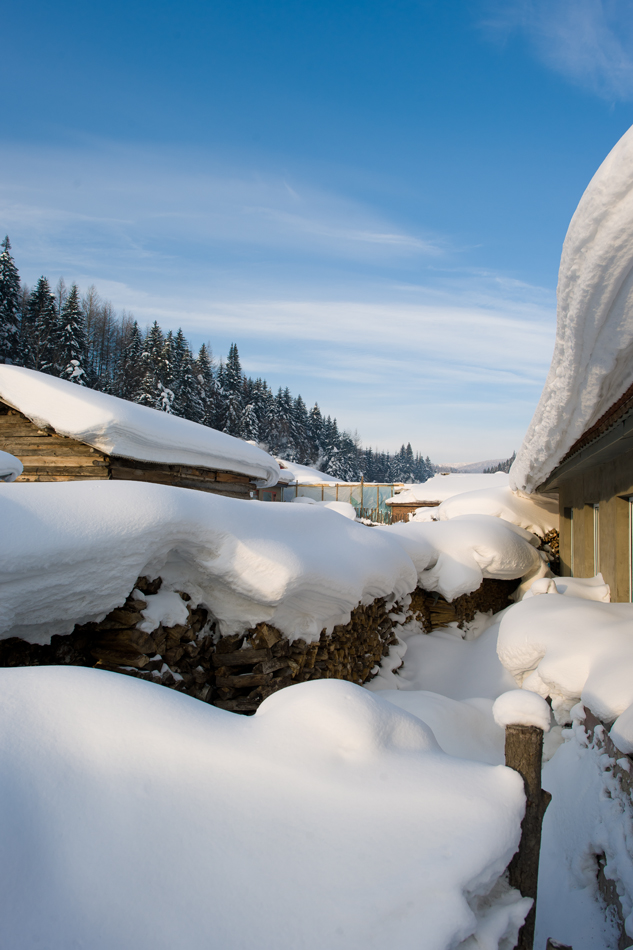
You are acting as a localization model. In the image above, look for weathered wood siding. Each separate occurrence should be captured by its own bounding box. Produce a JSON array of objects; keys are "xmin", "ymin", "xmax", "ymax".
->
[
  {"xmin": 0, "ymin": 404, "xmax": 109, "ymax": 481},
  {"xmin": 389, "ymin": 501, "xmax": 438, "ymax": 523},
  {"xmin": 0, "ymin": 402, "xmax": 257, "ymax": 499}
]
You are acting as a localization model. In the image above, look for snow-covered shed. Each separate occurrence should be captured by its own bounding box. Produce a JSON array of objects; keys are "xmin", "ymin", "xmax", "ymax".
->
[
  {"xmin": 0, "ymin": 366, "xmax": 279, "ymax": 498},
  {"xmin": 511, "ymin": 124, "xmax": 633, "ymax": 601}
]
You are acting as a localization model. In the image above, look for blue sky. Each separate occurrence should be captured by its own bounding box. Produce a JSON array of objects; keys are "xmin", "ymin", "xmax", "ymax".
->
[{"xmin": 2, "ymin": 0, "xmax": 633, "ymax": 462}]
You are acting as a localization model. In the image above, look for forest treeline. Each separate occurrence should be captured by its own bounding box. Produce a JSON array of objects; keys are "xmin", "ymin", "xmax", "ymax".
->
[{"xmin": 0, "ymin": 237, "xmax": 434, "ymax": 482}]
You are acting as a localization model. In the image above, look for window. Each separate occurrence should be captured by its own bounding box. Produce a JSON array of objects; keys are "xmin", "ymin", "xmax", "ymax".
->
[
  {"xmin": 593, "ymin": 504, "xmax": 600, "ymax": 576},
  {"xmin": 564, "ymin": 507, "xmax": 574, "ymax": 576}
]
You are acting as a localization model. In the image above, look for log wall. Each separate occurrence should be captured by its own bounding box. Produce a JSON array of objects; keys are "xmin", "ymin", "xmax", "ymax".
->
[{"xmin": 0, "ymin": 402, "xmax": 258, "ymax": 498}]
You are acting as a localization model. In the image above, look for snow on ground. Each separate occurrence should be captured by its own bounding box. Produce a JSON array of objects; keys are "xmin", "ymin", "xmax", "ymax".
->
[
  {"xmin": 275, "ymin": 458, "xmax": 342, "ymax": 483},
  {"xmin": 291, "ymin": 496, "xmax": 357, "ymax": 519},
  {"xmin": 386, "ymin": 472, "xmax": 509, "ymax": 506},
  {"xmin": 0, "ymin": 449, "xmax": 22, "ymax": 482},
  {"xmin": 0, "ymin": 365, "xmax": 279, "ymax": 486},
  {"xmin": 0, "ymin": 480, "xmax": 417, "ymax": 644},
  {"xmin": 377, "ymin": 515, "xmax": 545, "ymax": 601},
  {"xmin": 0, "ymin": 667, "xmax": 530, "ymax": 950},
  {"xmin": 512, "ymin": 123, "xmax": 633, "ymax": 493},
  {"xmin": 421, "ymin": 484, "xmax": 559, "ymax": 536}
]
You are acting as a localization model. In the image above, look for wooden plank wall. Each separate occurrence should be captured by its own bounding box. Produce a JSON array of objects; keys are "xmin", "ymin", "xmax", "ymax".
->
[
  {"xmin": 0, "ymin": 404, "xmax": 110, "ymax": 481},
  {"xmin": 0, "ymin": 402, "xmax": 257, "ymax": 499}
]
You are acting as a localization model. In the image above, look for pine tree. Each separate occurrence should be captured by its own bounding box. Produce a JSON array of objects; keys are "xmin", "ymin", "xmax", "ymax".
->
[
  {"xmin": 136, "ymin": 321, "xmax": 172, "ymax": 410},
  {"xmin": 193, "ymin": 344, "xmax": 217, "ymax": 427},
  {"xmin": 0, "ymin": 237, "xmax": 21, "ymax": 364},
  {"xmin": 22, "ymin": 277, "xmax": 58, "ymax": 372},
  {"xmin": 58, "ymin": 284, "xmax": 89, "ymax": 384},
  {"xmin": 240, "ymin": 403, "xmax": 260, "ymax": 442},
  {"xmin": 116, "ymin": 321, "xmax": 145, "ymax": 400},
  {"xmin": 174, "ymin": 348, "xmax": 205, "ymax": 423}
]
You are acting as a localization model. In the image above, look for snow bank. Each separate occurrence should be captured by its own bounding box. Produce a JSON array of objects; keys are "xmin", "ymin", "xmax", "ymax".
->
[
  {"xmin": 427, "ymin": 485, "xmax": 558, "ymax": 536},
  {"xmin": 378, "ymin": 515, "xmax": 543, "ymax": 601},
  {"xmin": 291, "ymin": 496, "xmax": 357, "ymax": 519},
  {"xmin": 0, "ymin": 449, "xmax": 22, "ymax": 482},
  {"xmin": 497, "ymin": 595, "xmax": 633, "ymax": 722},
  {"xmin": 0, "ymin": 668, "xmax": 529, "ymax": 950},
  {"xmin": 0, "ymin": 364, "xmax": 279, "ymax": 487},
  {"xmin": 0, "ymin": 480, "xmax": 416, "ymax": 644},
  {"xmin": 492, "ymin": 690, "xmax": 552, "ymax": 731},
  {"xmin": 386, "ymin": 473, "xmax": 509, "ymax": 506},
  {"xmin": 512, "ymin": 124, "xmax": 633, "ymax": 493}
]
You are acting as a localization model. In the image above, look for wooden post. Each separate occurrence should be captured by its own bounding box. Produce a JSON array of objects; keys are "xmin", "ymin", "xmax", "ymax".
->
[{"xmin": 505, "ymin": 724, "xmax": 552, "ymax": 950}]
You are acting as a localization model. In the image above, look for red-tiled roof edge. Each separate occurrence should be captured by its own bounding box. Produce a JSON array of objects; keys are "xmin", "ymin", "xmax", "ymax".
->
[{"xmin": 558, "ymin": 380, "xmax": 633, "ymax": 466}]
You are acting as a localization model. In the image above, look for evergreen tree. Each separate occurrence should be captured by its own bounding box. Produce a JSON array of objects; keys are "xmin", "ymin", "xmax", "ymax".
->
[
  {"xmin": 193, "ymin": 343, "xmax": 217, "ymax": 427},
  {"xmin": 58, "ymin": 284, "xmax": 89, "ymax": 384},
  {"xmin": 116, "ymin": 320, "xmax": 145, "ymax": 400},
  {"xmin": 0, "ymin": 237, "xmax": 21, "ymax": 364},
  {"xmin": 173, "ymin": 348, "xmax": 205, "ymax": 423},
  {"xmin": 22, "ymin": 277, "xmax": 58, "ymax": 372},
  {"xmin": 240, "ymin": 402, "xmax": 260, "ymax": 442},
  {"xmin": 136, "ymin": 321, "xmax": 172, "ymax": 410}
]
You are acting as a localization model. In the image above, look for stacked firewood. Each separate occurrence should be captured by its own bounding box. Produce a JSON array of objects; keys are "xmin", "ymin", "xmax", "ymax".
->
[
  {"xmin": 408, "ymin": 578, "xmax": 520, "ymax": 632},
  {"xmin": 0, "ymin": 577, "xmax": 400, "ymax": 714}
]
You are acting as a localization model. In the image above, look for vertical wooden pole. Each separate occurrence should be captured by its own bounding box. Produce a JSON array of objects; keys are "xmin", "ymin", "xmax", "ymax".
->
[{"xmin": 505, "ymin": 724, "xmax": 552, "ymax": 950}]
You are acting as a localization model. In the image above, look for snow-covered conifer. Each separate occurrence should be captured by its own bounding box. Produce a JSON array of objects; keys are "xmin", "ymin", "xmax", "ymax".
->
[
  {"xmin": 0, "ymin": 237, "xmax": 22, "ymax": 364},
  {"xmin": 58, "ymin": 284, "xmax": 89, "ymax": 385}
]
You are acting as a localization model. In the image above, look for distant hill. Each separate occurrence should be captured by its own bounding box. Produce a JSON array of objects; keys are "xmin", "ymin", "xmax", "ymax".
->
[{"xmin": 436, "ymin": 458, "xmax": 506, "ymax": 474}]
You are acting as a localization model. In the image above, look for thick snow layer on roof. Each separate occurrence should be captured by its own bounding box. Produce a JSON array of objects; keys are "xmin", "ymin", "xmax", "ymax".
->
[
  {"xmin": 426, "ymin": 485, "xmax": 559, "ymax": 536},
  {"xmin": 511, "ymin": 124, "xmax": 633, "ymax": 493},
  {"xmin": 0, "ymin": 449, "xmax": 22, "ymax": 482},
  {"xmin": 497, "ymin": 594, "xmax": 633, "ymax": 723},
  {"xmin": 0, "ymin": 480, "xmax": 417, "ymax": 645},
  {"xmin": 291, "ymin": 496, "xmax": 357, "ymax": 519},
  {"xmin": 0, "ymin": 365, "xmax": 279, "ymax": 487},
  {"xmin": 275, "ymin": 459, "xmax": 341, "ymax": 484},
  {"xmin": 386, "ymin": 473, "xmax": 509, "ymax": 506},
  {"xmin": 0, "ymin": 667, "xmax": 529, "ymax": 950},
  {"xmin": 377, "ymin": 515, "xmax": 543, "ymax": 601}
]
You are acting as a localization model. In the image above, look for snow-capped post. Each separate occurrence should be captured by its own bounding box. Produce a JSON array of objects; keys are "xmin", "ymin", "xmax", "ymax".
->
[{"xmin": 492, "ymin": 690, "xmax": 552, "ymax": 950}]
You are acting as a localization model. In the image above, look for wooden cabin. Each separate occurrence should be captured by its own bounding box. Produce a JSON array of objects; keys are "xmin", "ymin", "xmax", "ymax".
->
[
  {"xmin": 537, "ymin": 381, "xmax": 633, "ymax": 601},
  {"xmin": 389, "ymin": 500, "xmax": 438, "ymax": 523},
  {"xmin": 0, "ymin": 366, "xmax": 279, "ymax": 500},
  {"xmin": 0, "ymin": 402, "xmax": 259, "ymax": 499}
]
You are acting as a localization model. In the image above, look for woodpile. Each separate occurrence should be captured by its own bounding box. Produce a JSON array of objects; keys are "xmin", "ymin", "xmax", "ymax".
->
[
  {"xmin": 408, "ymin": 578, "xmax": 520, "ymax": 632},
  {"xmin": 0, "ymin": 577, "xmax": 400, "ymax": 714}
]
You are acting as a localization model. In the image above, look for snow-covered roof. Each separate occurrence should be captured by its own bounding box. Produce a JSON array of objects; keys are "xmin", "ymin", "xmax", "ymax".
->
[
  {"xmin": 274, "ymin": 459, "xmax": 342, "ymax": 484},
  {"xmin": 424, "ymin": 484, "xmax": 559, "ymax": 536},
  {"xmin": 0, "ymin": 365, "xmax": 279, "ymax": 488},
  {"xmin": 385, "ymin": 472, "xmax": 509, "ymax": 505},
  {"xmin": 511, "ymin": 124, "xmax": 633, "ymax": 493}
]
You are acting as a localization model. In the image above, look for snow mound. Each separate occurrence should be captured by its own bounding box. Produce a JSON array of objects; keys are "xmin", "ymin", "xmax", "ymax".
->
[
  {"xmin": 0, "ymin": 667, "xmax": 530, "ymax": 950},
  {"xmin": 0, "ymin": 480, "xmax": 416, "ymax": 644},
  {"xmin": 0, "ymin": 364, "xmax": 279, "ymax": 487},
  {"xmin": 0, "ymin": 449, "xmax": 22, "ymax": 482},
  {"xmin": 386, "ymin": 473, "xmax": 509, "ymax": 506},
  {"xmin": 378, "ymin": 515, "xmax": 543, "ymax": 601},
  {"xmin": 512, "ymin": 123, "xmax": 633, "ymax": 493},
  {"xmin": 427, "ymin": 485, "xmax": 558, "ymax": 536},
  {"xmin": 497, "ymin": 595, "xmax": 633, "ymax": 722},
  {"xmin": 523, "ymin": 574, "xmax": 610, "ymax": 602},
  {"xmin": 492, "ymin": 690, "xmax": 551, "ymax": 732},
  {"xmin": 291, "ymin": 496, "xmax": 357, "ymax": 519}
]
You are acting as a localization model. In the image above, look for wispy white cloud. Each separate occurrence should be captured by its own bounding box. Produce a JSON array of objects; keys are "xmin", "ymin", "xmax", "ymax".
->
[{"xmin": 482, "ymin": 0, "xmax": 633, "ymax": 101}]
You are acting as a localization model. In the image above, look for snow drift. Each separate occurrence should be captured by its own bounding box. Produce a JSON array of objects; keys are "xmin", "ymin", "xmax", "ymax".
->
[
  {"xmin": 512, "ymin": 123, "xmax": 633, "ymax": 493},
  {"xmin": 378, "ymin": 515, "xmax": 544, "ymax": 601},
  {"xmin": 0, "ymin": 364, "xmax": 279, "ymax": 486},
  {"xmin": 420, "ymin": 484, "xmax": 559, "ymax": 536},
  {"xmin": 0, "ymin": 667, "xmax": 530, "ymax": 950}
]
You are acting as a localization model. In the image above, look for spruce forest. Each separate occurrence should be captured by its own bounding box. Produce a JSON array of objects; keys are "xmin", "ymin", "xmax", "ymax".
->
[{"xmin": 0, "ymin": 237, "xmax": 433, "ymax": 482}]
